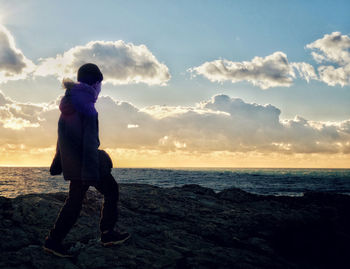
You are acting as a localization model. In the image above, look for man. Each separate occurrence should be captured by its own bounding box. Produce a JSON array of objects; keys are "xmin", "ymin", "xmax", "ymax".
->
[{"xmin": 43, "ymin": 63, "xmax": 130, "ymax": 258}]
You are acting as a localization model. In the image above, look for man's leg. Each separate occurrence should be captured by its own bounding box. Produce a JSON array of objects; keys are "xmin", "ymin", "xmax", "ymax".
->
[
  {"xmin": 94, "ymin": 173, "xmax": 119, "ymax": 233},
  {"xmin": 94, "ymin": 173, "xmax": 130, "ymax": 245},
  {"xmin": 48, "ymin": 180, "xmax": 89, "ymax": 243}
]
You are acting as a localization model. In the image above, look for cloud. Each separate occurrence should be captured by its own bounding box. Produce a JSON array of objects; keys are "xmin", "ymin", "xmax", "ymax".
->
[
  {"xmin": 291, "ymin": 62, "xmax": 318, "ymax": 82},
  {"xmin": 35, "ymin": 40, "xmax": 171, "ymax": 86},
  {"xmin": 1, "ymin": 25, "xmax": 347, "ymax": 90},
  {"xmin": 0, "ymin": 90, "xmax": 58, "ymax": 150},
  {"xmin": 0, "ymin": 91, "xmax": 349, "ymax": 156},
  {"xmin": 0, "ymin": 25, "xmax": 170, "ymax": 86},
  {"xmin": 0, "ymin": 25, "xmax": 35, "ymax": 83},
  {"xmin": 317, "ymin": 64, "xmax": 350, "ymax": 87},
  {"xmin": 306, "ymin": 32, "xmax": 350, "ymax": 65},
  {"xmin": 307, "ymin": 32, "xmax": 350, "ymax": 86},
  {"xmin": 189, "ymin": 52, "xmax": 316, "ymax": 89},
  {"xmin": 188, "ymin": 32, "xmax": 350, "ymax": 88},
  {"xmin": 95, "ymin": 94, "xmax": 350, "ymax": 155},
  {"xmin": 0, "ymin": 91, "xmax": 42, "ymax": 130}
]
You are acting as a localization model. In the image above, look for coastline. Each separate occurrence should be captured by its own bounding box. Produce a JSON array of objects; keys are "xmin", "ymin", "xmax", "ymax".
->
[
  {"xmin": 2, "ymin": 167, "xmax": 350, "ymax": 199},
  {"xmin": 1, "ymin": 183, "xmax": 350, "ymax": 268}
]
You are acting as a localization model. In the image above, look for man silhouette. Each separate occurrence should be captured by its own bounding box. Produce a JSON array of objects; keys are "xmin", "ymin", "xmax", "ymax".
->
[{"xmin": 43, "ymin": 63, "xmax": 130, "ymax": 257}]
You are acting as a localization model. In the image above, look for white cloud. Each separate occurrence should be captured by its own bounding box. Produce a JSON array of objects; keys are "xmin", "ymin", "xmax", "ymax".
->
[
  {"xmin": 0, "ymin": 92, "xmax": 41, "ymax": 130},
  {"xmin": 307, "ymin": 31, "xmax": 350, "ymax": 86},
  {"xmin": 189, "ymin": 52, "xmax": 316, "ymax": 89},
  {"xmin": 95, "ymin": 94, "xmax": 350, "ymax": 154},
  {"xmin": 188, "ymin": 32, "xmax": 350, "ymax": 88},
  {"xmin": 35, "ymin": 40, "xmax": 171, "ymax": 86},
  {"xmin": 140, "ymin": 104, "xmax": 229, "ymax": 119},
  {"xmin": 0, "ymin": 25, "xmax": 35, "ymax": 83},
  {"xmin": 0, "ymin": 25, "xmax": 170, "ymax": 86},
  {"xmin": 291, "ymin": 62, "xmax": 318, "ymax": 82},
  {"xmin": 127, "ymin": 124, "xmax": 139, "ymax": 129},
  {"xmin": 0, "ymin": 91, "xmax": 349, "ymax": 155},
  {"xmin": 1, "ymin": 117, "xmax": 39, "ymax": 130},
  {"xmin": 317, "ymin": 64, "xmax": 350, "ymax": 87},
  {"xmin": 306, "ymin": 32, "xmax": 350, "ymax": 65},
  {"xmin": 0, "ymin": 90, "xmax": 57, "ymax": 134}
]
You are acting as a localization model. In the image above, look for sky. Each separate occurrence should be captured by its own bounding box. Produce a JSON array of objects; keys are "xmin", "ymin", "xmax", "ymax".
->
[{"xmin": 0, "ymin": 0, "xmax": 349, "ymax": 167}]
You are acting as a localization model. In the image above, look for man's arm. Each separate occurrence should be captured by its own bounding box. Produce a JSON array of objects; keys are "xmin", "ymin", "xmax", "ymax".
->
[
  {"xmin": 49, "ymin": 141, "xmax": 62, "ymax": 175},
  {"xmin": 81, "ymin": 113, "xmax": 100, "ymax": 184}
]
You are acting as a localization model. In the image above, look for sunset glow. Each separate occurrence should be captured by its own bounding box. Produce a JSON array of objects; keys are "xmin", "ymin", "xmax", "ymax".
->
[{"xmin": 0, "ymin": 0, "xmax": 349, "ymax": 168}]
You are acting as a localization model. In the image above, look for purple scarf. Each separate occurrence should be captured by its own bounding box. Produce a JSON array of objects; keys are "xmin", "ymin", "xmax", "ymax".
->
[{"xmin": 60, "ymin": 79, "xmax": 100, "ymax": 116}]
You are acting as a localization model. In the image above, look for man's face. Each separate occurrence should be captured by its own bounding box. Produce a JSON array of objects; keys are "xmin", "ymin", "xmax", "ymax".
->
[
  {"xmin": 93, "ymin": 81, "xmax": 102, "ymax": 97},
  {"xmin": 94, "ymin": 81, "xmax": 101, "ymax": 91}
]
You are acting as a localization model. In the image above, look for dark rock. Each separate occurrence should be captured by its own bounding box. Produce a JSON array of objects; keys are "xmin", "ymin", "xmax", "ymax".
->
[
  {"xmin": 0, "ymin": 183, "xmax": 349, "ymax": 268},
  {"xmin": 179, "ymin": 184, "xmax": 216, "ymax": 196},
  {"xmin": 217, "ymin": 187, "xmax": 260, "ymax": 203}
]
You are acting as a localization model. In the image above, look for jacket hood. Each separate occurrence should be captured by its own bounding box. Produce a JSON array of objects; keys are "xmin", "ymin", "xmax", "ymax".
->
[{"xmin": 60, "ymin": 79, "xmax": 100, "ymax": 116}]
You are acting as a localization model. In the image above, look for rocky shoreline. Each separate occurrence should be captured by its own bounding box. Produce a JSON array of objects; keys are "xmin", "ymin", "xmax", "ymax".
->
[{"xmin": 1, "ymin": 183, "xmax": 350, "ymax": 269}]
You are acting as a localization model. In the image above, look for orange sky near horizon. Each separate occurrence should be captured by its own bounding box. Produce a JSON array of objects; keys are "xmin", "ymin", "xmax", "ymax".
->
[{"xmin": 0, "ymin": 147, "xmax": 349, "ymax": 168}]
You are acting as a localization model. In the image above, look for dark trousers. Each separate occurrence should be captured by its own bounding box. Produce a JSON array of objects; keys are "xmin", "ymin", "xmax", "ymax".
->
[{"xmin": 49, "ymin": 173, "xmax": 119, "ymax": 243}]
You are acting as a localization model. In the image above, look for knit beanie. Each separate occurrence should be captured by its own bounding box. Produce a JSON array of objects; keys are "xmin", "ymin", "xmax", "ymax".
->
[{"xmin": 77, "ymin": 63, "xmax": 103, "ymax": 85}]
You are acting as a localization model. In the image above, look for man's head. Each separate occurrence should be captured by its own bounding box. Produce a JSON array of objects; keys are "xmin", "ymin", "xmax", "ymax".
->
[{"xmin": 77, "ymin": 63, "xmax": 103, "ymax": 86}]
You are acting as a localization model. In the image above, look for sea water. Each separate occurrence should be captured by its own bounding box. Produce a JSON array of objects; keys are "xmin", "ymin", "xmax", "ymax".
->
[{"xmin": 0, "ymin": 167, "xmax": 350, "ymax": 198}]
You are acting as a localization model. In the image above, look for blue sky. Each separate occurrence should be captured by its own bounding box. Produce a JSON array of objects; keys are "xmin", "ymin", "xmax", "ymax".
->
[
  {"xmin": 0, "ymin": 0, "xmax": 349, "ymax": 167},
  {"xmin": 1, "ymin": 0, "xmax": 349, "ymax": 120}
]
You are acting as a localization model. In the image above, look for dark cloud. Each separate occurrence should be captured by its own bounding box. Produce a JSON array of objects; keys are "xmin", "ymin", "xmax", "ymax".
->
[{"xmin": 0, "ymin": 25, "xmax": 34, "ymax": 82}]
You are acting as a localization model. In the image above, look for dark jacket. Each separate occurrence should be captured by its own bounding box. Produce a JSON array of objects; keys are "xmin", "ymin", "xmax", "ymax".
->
[{"xmin": 50, "ymin": 80, "xmax": 102, "ymax": 185}]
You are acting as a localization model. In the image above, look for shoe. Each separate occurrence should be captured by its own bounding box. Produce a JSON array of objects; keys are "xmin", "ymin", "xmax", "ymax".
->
[
  {"xmin": 101, "ymin": 230, "xmax": 130, "ymax": 246},
  {"xmin": 43, "ymin": 237, "xmax": 74, "ymax": 258}
]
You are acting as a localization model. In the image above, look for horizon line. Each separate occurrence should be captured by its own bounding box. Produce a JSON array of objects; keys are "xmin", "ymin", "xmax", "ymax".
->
[{"xmin": 0, "ymin": 165, "xmax": 349, "ymax": 169}]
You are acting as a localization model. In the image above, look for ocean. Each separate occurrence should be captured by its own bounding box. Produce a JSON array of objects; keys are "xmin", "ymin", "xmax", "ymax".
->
[{"xmin": 0, "ymin": 167, "xmax": 350, "ymax": 198}]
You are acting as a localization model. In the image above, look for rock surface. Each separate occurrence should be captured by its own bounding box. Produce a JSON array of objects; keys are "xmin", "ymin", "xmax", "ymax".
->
[{"xmin": 1, "ymin": 183, "xmax": 350, "ymax": 269}]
